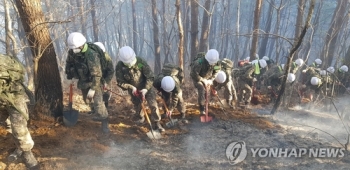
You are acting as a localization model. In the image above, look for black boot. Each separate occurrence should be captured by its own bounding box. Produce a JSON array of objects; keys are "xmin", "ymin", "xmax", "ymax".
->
[
  {"xmin": 199, "ymin": 105, "xmax": 206, "ymax": 115},
  {"xmin": 155, "ymin": 122, "xmax": 165, "ymax": 132},
  {"xmin": 22, "ymin": 151, "xmax": 38, "ymax": 169},
  {"xmin": 101, "ymin": 119, "xmax": 110, "ymax": 134},
  {"xmin": 7, "ymin": 148, "xmax": 22, "ymax": 162},
  {"xmin": 180, "ymin": 113, "xmax": 189, "ymax": 124}
]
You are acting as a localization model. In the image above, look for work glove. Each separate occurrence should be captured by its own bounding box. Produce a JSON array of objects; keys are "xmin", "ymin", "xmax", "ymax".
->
[
  {"xmin": 87, "ymin": 89, "xmax": 96, "ymax": 99},
  {"xmin": 140, "ymin": 89, "xmax": 148, "ymax": 99},
  {"xmin": 166, "ymin": 111, "xmax": 172, "ymax": 117},
  {"xmin": 201, "ymin": 79, "xmax": 213, "ymax": 86},
  {"xmin": 267, "ymin": 86, "xmax": 272, "ymax": 89},
  {"xmin": 131, "ymin": 86, "xmax": 138, "ymax": 96},
  {"xmin": 103, "ymin": 83, "xmax": 108, "ymax": 92},
  {"xmin": 302, "ymin": 69, "xmax": 307, "ymax": 73},
  {"xmin": 253, "ymin": 78, "xmax": 257, "ymax": 82},
  {"xmin": 211, "ymin": 88, "xmax": 217, "ymax": 95}
]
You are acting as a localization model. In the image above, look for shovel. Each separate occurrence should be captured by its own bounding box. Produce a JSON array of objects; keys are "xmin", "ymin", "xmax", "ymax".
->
[
  {"xmin": 160, "ymin": 98, "xmax": 179, "ymax": 128},
  {"xmin": 251, "ymin": 81, "xmax": 259, "ymax": 105},
  {"xmin": 200, "ymin": 83, "xmax": 213, "ymax": 122},
  {"xmin": 137, "ymin": 92, "xmax": 162, "ymax": 140},
  {"xmin": 210, "ymin": 87, "xmax": 227, "ymax": 116},
  {"xmin": 63, "ymin": 83, "xmax": 79, "ymax": 127}
]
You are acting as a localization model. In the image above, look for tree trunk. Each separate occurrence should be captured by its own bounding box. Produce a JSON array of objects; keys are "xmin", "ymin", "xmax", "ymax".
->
[
  {"xmin": 132, "ymin": 0, "xmax": 138, "ymax": 53},
  {"xmin": 234, "ymin": 0, "xmax": 241, "ymax": 63},
  {"xmin": 258, "ymin": 0, "xmax": 274, "ymax": 58},
  {"xmin": 151, "ymin": 0, "xmax": 161, "ymax": 74},
  {"xmin": 271, "ymin": 0, "xmax": 315, "ymax": 115},
  {"xmin": 250, "ymin": 0, "xmax": 263, "ymax": 61},
  {"xmin": 323, "ymin": 0, "xmax": 348, "ymax": 66},
  {"xmin": 198, "ymin": 0, "xmax": 211, "ymax": 52},
  {"xmin": 77, "ymin": 0, "xmax": 87, "ymax": 35},
  {"xmin": 190, "ymin": 0, "xmax": 199, "ymax": 61},
  {"xmin": 15, "ymin": 0, "xmax": 63, "ymax": 118},
  {"xmin": 292, "ymin": 0, "xmax": 305, "ymax": 60},
  {"xmin": 176, "ymin": 0, "xmax": 184, "ymax": 70},
  {"xmin": 91, "ymin": 0, "xmax": 99, "ymax": 42}
]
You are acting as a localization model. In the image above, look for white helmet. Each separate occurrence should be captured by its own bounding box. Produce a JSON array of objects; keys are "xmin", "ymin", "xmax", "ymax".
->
[
  {"xmin": 287, "ymin": 73, "xmax": 296, "ymax": 83},
  {"xmin": 340, "ymin": 65, "xmax": 348, "ymax": 72},
  {"xmin": 245, "ymin": 57, "xmax": 250, "ymax": 61},
  {"xmin": 320, "ymin": 70, "xmax": 327, "ymax": 76},
  {"xmin": 215, "ymin": 71, "xmax": 227, "ymax": 83},
  {"xmin": 67, "ymin": 32, "xmax": 86, "ymax": 49},
  {"xmin": 255, "ymin": 53, "xmax": 259, "ymax": 59},
  {"xmin": 295, "ymin": 58, "xmax": 304, "ymax": 67},
  {"xmin": 94, "ymin": 42, "xmax": 106, "ymax": 52},
  {"xmin": 326, "ymin": 67, "xmax": 335, "ymax": 74},
  {"xmin": 251, "ymin": 59, "xmax": 258, "ymax": 65},
  {"xmin": 310, "ymin": 77, "xmax": 321, "ymax": 86},
  {"xmin": 315, "ymin": 58, "xmax": 322, "ymax": 65},
  {"xmin": 281, "ymin": 64, "xmax": 285, "ymax": 69},
  {"xmin": 258, "ymin": 59, "xmax": 267, "ymax": 68},
  {"xmin": 262, "ymin": 56, "xmax": 269, "ymax": 61},
  {"xmin": 119, "ymin": 46, "xmax": 136, "ymax": 64},
  {"xmin": 205, "ymin": 49, "xmax": 219, "ymax": 65},
  {"xmin": 161, "ymin": 76, "xmax": 175, "ymax": 92}
]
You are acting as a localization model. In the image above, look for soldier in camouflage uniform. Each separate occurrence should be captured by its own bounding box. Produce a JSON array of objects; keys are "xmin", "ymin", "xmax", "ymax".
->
[
  {"xmin": 190, "ymin": 49, "xmax": 221, "ymax": 115},
  {"xmin": 212, "ymin": 58, "xmax": 236, "ymax": 108},
  {"xmin": 0, "ymin": 54, "xmax": 38, "ymax": 169},
  {"xmin": 334, "ymin": 65, "xmax": 349, "ymax": 95},
  {"xmin": 115, "ymin": 46, "xmax": 164, "ymax": 132},
  {"xmin": 153, "ymin": 63, "xmax": 187, "ymax": 122},
  {"xmin": 65, "ymin": 32, "xmax": 109, "ymax": 133},
  {"xmin": 236, "ymin": 59, "xmax": 267, "ymax": 105},
  {"xmin": 300, "ymin": 66, "xmax": 325, "ymax": 102},
  {"xmin": 283, "ymin": 59, "xmax": 304, "ymax": 107},
  {"xmin": 263, "ymin": 64, "xmax": 284, "ymax": 100},
  {"xmin": 94, "ymin": 42, "xmax": 115, "ymax": 107}
]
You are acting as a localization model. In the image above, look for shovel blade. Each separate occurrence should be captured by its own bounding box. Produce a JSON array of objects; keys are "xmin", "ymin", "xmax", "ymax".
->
[
  {"xmin": 63, "ymin": 110, "xmax": 79, "ymax": 127},
  {"xmin": 165, "ymin": 119, "xmax": 179, "ymax": 128},
  {"xmin": 146, "ymin": 130, "xmax": 162, "ymax": 139},
  {"xmin": 200, "ymin": 115, "xmax": 212, "ymax": 122}
]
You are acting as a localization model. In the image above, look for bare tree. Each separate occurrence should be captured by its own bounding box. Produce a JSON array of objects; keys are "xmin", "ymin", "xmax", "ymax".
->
[
  {"xmin": 322, "ymin": 0, "xmax": 348, "ymax": 66},
  {"xmin": 91, "ymin": 0, "xmax": 98, "ymax": 42},
  {"xmin": 258, "ymin": 0, "xmax": 274, "ymax": 58},
  {"xmin": 190, "ymin": 0, "xmax": 199, "ymax": 61},
  {"xmin": 271, "ymin": 0, "xmax": 315, "ymax": 115},
  {"xmin": 292, "ymin": 0, "xmax": 305, "ymax": 60},
  {"xmin": 176, "ymin": 0, "xmax": 184, "ymax": 70},
  {"xmin": 250, "ymin": 0, "xmax": 263, "ymax": 61},
  {"xmin": 198, "ymin": 0, "xmax": 211, "ymax": 52},
  {"xmin": 15, "ymin": 0, "xmax": 63, "ymax": 118},
  {"xmin": 151, "ymin": 0, "xmax": 161, "ymax": 74},
  {"xmin": 132, "ymin": 0, "xmax": 138, "ymax": 52}
]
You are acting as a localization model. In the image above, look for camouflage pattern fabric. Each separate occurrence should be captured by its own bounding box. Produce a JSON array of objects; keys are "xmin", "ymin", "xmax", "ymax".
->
[
  {"xmin": 65, "ymin": 45, "xmax": 108, "ymax": 119},
  {"xmin": 115, "ymin": 57, "xmax": 160, "ymax": 122},
  {"xmin": 153, "ymin": 73, "xmax": 185, "ymax": 115},
  {"xmin": 213, "ymin": 58, "xmax": 236, "ymax": 102},
  {"xmin": 235, "ymin": 64, "xmax": 255, "ymax": 104},
  {"xmin": 190, "ymin": 54, "xmax": 221, "ymax": 110}
]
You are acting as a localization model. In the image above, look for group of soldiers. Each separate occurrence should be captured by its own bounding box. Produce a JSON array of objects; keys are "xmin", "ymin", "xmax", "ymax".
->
[{"xmin": 2, "ymin": 30, "xmax": 350, "ymax": 169}]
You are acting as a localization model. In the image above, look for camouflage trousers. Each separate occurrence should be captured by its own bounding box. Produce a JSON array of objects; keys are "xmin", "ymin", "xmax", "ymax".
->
[
  {"xmin": 193, "ymin": 81, "xmax": 209, "ymax": 110},
  {"xmin": 214, "ymin": 79, "xmax": 236, "ymax": 102},
  {"xmin": 4, "ymin": 93, "xmax": 34, "ymax": 152},
  {"xmin": 129, "ymin": 87, "xmax": 161, "ymax": 122},
  {"xmin": 81, "ymin": 86, "xmax": 108, "ymax": 119},
  {"xmin": 161, "ymin": 89, "xmax": 186, "ymax": 115},
  {"xmin": 237, "ymin": 80, "xmax": 252, "ymax": 104}
]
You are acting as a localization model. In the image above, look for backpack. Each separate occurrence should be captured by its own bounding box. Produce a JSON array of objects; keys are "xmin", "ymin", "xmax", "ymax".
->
[
  {"xmin": 162, "ymin": 63, "xmax": 184, "ymax": 84},
  {"xmin": 221, "ymin": 58, "xmax": 234, "ymax": 69},
  {"xmin": 87, "ymin": 42, "xmax": 113, "ymax": 80},
  {"xmin": 190, "ymin": 52, "xmax": 206, "ymax": 67}
]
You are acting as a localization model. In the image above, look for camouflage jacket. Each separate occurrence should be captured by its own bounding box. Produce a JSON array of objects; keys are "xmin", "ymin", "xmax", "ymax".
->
[
  {"xmin": 237, "ymin": 64, "xmax": 256, "ymax": 82},
  {"xmin": 263, "ymin": 65, "xmax": 284, "ymax": 86},
  {"xmin": 65, "ymin": 47, "xmax": 102, "ymax": 90},
  {"xmin": 104, "ymin": 52, "xmax": 114, "ymax": 84},
  {"xmin": 190, "ymin": 55, "xmax": 221, "ymax": 82},
  {"xmin": 153, "ymin": 73, "xmax": 182, "ymax": 94},
  {"xmin": 115, "ymin": 57, "xmax": 154, "ymax": 90},
  {"xmin": 303, "ymin": 67, "xmax": 322, "ymax": 86}
]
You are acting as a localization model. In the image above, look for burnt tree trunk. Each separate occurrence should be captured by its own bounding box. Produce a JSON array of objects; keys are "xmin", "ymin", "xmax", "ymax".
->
[
  {"xmin": 151, "ymin": 0, "xmax": 161, "ymax": 74},
  {"xmin": 190, "ymin": 0, "xmax": 199, "ymax": 61},
  {"xmin": 176, "ymin": 0, "xmax": 184, "ymax": 70},
  {"xmin": 15, "ymin": 0, "xmax": 63, "ymax": 118},
  {"xmin": 250, "ymin": 0, "xmax": 263, "ymax": 61}
]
